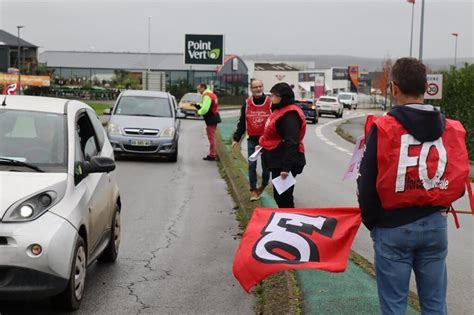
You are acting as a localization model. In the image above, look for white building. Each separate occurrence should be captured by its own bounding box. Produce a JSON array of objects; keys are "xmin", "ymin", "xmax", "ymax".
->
[
  {"xmin": 298, "ymin": 67, "xmax": 350, "ymax": 98},
  {"xmin": 252, "ymin": 63, "xmax": 299, "ymax": 94}
]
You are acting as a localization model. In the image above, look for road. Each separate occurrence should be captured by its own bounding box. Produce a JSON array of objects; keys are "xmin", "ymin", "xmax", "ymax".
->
[
  {"xmin": 0, "ymin": 117, "xmax": 253, "ymax": 314},
  {"xmin": 295, "ymin": 110, "xmax": 473, "ymax": 315}
]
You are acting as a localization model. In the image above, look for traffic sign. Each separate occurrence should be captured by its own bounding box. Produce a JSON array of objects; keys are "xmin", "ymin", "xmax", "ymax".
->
[{"xmin": 424, "ymin": 74, "xmax": 443, "ymax": 99}]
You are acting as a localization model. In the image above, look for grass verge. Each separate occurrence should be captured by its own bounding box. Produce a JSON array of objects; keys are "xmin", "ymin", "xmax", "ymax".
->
[
  {"xmin": 85, "ymin": 102, "xmax": 113, "ymax": 115},
  {"xmin": 335, "ymin": 121, "xmax": 356, "ymax": 144},
  {"xmin": 216, "ymin": 130, "xmax": 301, "ymax": 314}
]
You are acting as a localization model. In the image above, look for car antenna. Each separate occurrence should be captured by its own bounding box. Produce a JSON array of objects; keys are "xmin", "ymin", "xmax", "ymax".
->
[{"xmin": 1, "ymin": 95, "xmax": 6, "ymax": 106}]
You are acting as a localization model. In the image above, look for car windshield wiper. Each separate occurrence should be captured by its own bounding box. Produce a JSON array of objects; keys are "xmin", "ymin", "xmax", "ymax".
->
[
  {"xmin": 0, "ymin": 157, "xmax": 44, "ymax": 172},
  {"xmin": 131, "ymin": 114, "xmax": 170, "ymax": 117}
]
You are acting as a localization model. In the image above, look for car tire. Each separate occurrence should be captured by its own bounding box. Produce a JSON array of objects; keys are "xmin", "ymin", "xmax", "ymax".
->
[
  {"xmin": 168, "ymin": 145, "xmax": 178, "ymax": 163},
  {"xmin": 97, "ymin": 205, "xmax": 121, "ymax": 263},
  {"xmin": 339, "ymin": 110, "xmax": 344, "ymax": 118},
  {"xmin": 53, "ymin": 236, "xmax": 87, "ymax": 311}
]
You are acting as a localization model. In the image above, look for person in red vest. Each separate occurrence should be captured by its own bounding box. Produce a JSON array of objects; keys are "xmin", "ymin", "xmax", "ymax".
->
[
  {"xmin": 259, "ymin": 82, "xmax": 306, "ymax": 208},
  {"xmin": 358, "ymin": 58, "xmax": 470, "ymax": 315},
  {"xmin": 195, "ymin": 83, "xmax": 221, "ymax": 161},
  {"xmin": 232, "ymin": 79, "xmax": 272, "ymax": 201}
]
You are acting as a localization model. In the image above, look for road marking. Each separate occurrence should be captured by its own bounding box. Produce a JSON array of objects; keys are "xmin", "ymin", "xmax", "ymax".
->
[{"xmin": 314, "ymin": 112, "xmax": 366, "ymax": 156}]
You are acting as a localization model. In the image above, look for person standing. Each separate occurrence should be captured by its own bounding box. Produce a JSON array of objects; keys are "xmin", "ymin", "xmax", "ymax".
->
[
  {"xmin": 195, "ymin": 83, "xmax": 221, "ymax": 161},
  {"xmin": 259, "ymin": 82, "xmax": 306, "ymax": 208},
  {"xmin": 232, "ymin": 79, "xmax": 272, "ymax": 201},
  {"xmin": 357, "ymin": 57, "xmax": 471, "ymax": 314}
]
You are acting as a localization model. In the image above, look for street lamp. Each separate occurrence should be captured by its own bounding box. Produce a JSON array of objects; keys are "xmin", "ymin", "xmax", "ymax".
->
[
  {"xmin": 17, "ymin": 25, "xmax": 25, "ymax": 95},
  {"xmin": 407, "ymin": 0, "xmax": 416, "ymax": 57},
  {"xmin": 418, "ymin": 0, "xmax": 425, "ymax": 61},
  {"xmin": 452, "ymin": 32, "xmax": 459, "ymax": 68}
]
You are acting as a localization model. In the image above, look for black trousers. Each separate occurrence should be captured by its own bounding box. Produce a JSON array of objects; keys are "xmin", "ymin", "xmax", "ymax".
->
[{"xmin": 271, "ymin": 169, "xmax": 298, "ymax": 208}]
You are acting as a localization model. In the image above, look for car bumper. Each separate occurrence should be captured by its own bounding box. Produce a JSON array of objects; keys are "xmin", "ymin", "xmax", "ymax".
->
[
  {"xmin": 108, "ymin": 134, "xmax": 178, "ymax": 155},
  {"xmin": 0, "ymin": 211, "xmax": 77, "ymax": 298},
  {"xmin": 302, "ymin": 109, "xmax": 317, "ymax": 120}
]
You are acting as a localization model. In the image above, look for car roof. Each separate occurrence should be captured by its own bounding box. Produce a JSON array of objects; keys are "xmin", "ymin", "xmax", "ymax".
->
[
  {"xmin": 121, "ymin": 89, "xmax": 170, "ymax": 98},
  {"xmin": 0, "ymin": 95, "xmax": 86, "ymax": 114}
]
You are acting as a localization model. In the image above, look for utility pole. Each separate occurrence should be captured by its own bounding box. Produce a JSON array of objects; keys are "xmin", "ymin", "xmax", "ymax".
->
[
  {"xmin": 418, "ymin": 0, "xmax": 425, "ymax": 61},
  {"xmin": 452, "ymin": 33, "xmax": 459, "ymax": 68},
  {"xmin": 409, "ymin": 1, "xmax": 415, "ymax": 57},
  {"xmin": 17, "ymin": 25, "xmax": 25, "ymax": 94},
  {"xmin": 147, "ymin": 16, "xmax": 151, "ymax": 90}
]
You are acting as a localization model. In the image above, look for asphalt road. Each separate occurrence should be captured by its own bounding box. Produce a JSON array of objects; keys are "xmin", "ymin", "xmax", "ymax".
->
[
  {"xmin": 0, "ymin": 117, "xmax": 253, "ymax": 314},
  {"xmin": 293, "ymin": 110, "xmax": 473, "ymax": 315}
]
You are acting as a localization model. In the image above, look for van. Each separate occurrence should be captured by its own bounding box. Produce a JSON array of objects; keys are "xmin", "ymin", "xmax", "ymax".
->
[{"xmin": 338, "ymin": 92, "xmax": 358, "ymax": 110}]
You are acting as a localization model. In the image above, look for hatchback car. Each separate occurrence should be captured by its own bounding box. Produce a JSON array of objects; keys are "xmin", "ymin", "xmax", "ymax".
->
[
  {"xmin": 316, "ymin": 96, "xmax": 344, "ymax": 118},
  {"xmin": 295, "ymin": 99, "xmax": 319, "ymax": 124},
  {"xmin": 105, "ymin": 90, "xmax": 182, "ymax": 162},
  {"xmin": 0, "ymin": 95, "xmax": 121, "ymax": 310},
  {"xmin": 178, "ymin": 92, "xmax": 202, "ymax": 118}
]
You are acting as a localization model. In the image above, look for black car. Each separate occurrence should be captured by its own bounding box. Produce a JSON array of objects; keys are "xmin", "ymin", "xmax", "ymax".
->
[{"xmin": 295, "ymin": 99, "xmax": 319, "ymax": 124}]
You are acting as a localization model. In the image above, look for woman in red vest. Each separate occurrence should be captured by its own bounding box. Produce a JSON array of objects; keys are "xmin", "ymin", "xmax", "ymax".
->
[{"xmin": 259, "ymin": 82, "xmax": 306, "ymax": 208}]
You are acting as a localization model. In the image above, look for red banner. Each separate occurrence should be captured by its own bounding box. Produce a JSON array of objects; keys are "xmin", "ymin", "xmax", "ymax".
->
[{"xmin": 233, "ymin": 207, "xmax": 361, "ymax": 292}]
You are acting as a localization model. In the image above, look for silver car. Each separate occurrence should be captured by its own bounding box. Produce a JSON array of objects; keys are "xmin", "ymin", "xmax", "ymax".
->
[
  {"xmin": 0, "ymin": 95, "xmax": 121, "ymax": 310},
  {"xmin": 105, "ymin": 90, "xmax": 183, "ymax": 162}
]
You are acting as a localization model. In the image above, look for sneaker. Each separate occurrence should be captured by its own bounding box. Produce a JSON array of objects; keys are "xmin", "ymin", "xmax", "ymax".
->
[
  {"xmin": 203, "ymin": 155, "xmax": 216, "ymax": 161},
  {"xmin": 250, "ymin": 190, "xmax": 260, "ymax": 201},
  {"xmin": 257, "ymin": 186, "xmax": 266, "ymax": 196}
]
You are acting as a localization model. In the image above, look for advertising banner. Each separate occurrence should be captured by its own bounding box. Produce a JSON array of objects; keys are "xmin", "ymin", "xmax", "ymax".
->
[{"xmin": 185, "ymin": 34, "xmax": 224, "ymax": 65}]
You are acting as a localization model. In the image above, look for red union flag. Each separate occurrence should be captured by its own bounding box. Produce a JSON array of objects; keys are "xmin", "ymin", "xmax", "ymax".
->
[
  {"xmin": 233, "ymin": 207, "xmax": 361, "ymax": 292},
  {"xmin": 2, "ymin": 82, "xmax": 19, "ymax": 95}
]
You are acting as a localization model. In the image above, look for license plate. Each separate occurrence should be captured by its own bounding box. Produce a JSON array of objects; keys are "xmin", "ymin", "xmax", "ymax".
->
[{"xmin": 130, "ymin": 139, "xmax": 151, "ymax": 146}]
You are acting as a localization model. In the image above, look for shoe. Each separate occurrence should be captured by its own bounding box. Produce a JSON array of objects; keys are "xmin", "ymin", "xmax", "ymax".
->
[
  {"xmin": 257, "ymin": 186, "xmax": 266, "ymax": 196},
  {"xmin": 203, "ymin": 155, "xmax": 216, "ymax": 161},
  {"xmin": 250, "ymin": 190, "xmax": 260, "ymax": 201}
]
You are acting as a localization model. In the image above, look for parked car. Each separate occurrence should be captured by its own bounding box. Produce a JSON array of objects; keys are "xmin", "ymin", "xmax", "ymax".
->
[
  {"xmin": 338, "ymin": 92, "xmax": 358, "ymax": 110},
  {"xmin": 105, "ymin": 90, "xmax": 183, "ymax": 162},
  {"xmin": 0, "ymin": 95, "xmax": 121, "ymax": 310},
  {"xmin": 316, "ymin": 96, "xmax": 344, "ymax": 118},
  {"xmin": 178, "ymin": 92, "xmax": 202, "ymax": 118},
  {"xmin": 295, "ymin": 99, "xmax": 319, "ymax": 124}
]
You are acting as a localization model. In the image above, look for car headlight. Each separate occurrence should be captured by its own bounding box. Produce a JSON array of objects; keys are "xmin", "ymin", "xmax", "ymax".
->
[
  {"xmin": 2, "ymin": 191, "xmax": 58, "ymax": 222},
  {"xmin": 311, "ymin": 105, "xmax": 316, "ymax": 110},
  {"xmin": 161, "ymin": 127, "xmax": 175, "ymax": 137},
  {"xmin": 108, "ymin": 123, "xmax": 122, "ymax": 135}
]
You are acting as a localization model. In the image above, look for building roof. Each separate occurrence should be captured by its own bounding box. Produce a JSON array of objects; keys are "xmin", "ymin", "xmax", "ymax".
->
[
  {"xmin": 254, "ymin": 63, "xmax": 299, "ymax": 71},
  {"xmin": 0, "ymin": 30, "xmax": 38, "ymax": 48},
  {"xmin": 39, "ymin": 51, "xmax": 231, "ymax": 71}
]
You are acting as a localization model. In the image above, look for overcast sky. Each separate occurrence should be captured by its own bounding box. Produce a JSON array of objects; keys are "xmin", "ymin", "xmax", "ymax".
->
[{"xmin": 0, "ymin": 0, "xmax": 472, "ymax": 59}]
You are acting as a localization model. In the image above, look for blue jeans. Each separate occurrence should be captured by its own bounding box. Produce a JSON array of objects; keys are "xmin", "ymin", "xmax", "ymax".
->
[
  {"xmin": 371, "ymin": 211, "xmax": 448, "ymax": 315},
  {"xmin": 247, "ymin": 138, "xmax": 269, "ymax": 191}
]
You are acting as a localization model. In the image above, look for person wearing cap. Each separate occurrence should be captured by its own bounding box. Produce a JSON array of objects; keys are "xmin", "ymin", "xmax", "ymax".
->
[{"xmin": 258, "ymin": 82, "xmax": 307, "ymax": 208}]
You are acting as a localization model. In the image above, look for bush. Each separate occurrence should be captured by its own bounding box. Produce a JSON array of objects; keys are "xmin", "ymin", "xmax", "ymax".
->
[{"xmin": 432, "ymin": 64, "xmax": 474, "ymax": 160}]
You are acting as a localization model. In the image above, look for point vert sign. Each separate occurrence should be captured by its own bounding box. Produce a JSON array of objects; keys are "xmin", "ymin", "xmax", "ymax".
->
[{"xmin": 185, "ymin": 34, "xmax": 224, "ymax": 65}]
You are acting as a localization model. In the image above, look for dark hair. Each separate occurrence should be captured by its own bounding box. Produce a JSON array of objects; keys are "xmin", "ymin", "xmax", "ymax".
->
[
  {"xmin": 198, "ymin": 83, "xmax": 207, "ymax": 89},
  {"xmin": 391, "ymin": 58, "xmax": 427, "ymax": 97},
  {"xmin": 270, "ymin": 82, "xmax": 295, "ymax": 105}
]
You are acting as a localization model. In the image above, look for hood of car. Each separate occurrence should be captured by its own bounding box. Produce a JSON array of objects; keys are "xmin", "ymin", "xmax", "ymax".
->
[
  {"xmin": 0, "ymin": 172, "xmax": 67, "ymax": 219},
  {"xmin": 110, "ymin": 115, "xmax": 175, "ymax": 131}
]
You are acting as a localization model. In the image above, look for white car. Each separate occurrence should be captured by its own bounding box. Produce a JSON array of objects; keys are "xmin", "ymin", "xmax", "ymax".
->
[
  {"xmin": 338, "ymin": 92, "xmax": 358, "ymax": 110},
  {"xmin": 0, "ymin": 95, "xmax": 121, "ymax": 310},
  {"xmin": 316, "ymin": 96, "xmax": 344, "ymax": 118}
]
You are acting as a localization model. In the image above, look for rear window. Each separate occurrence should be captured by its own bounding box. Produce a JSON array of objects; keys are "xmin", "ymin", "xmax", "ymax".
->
[{"xmin": 319, "ymin": 97, "xmax": 337, "ymax": 102}]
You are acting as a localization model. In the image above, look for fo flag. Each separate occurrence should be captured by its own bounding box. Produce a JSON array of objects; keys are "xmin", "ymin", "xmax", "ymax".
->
[
  {"xmin": 2, "ymin": 82, "xmax": 19, "ymax": 95},
  {"xmin": 233, "ymin": 207, "xmax": 361, "ymax": 292}
]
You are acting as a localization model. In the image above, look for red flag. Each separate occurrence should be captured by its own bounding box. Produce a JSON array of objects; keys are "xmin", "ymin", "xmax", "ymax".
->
[
  {"xmin": 407, "ymin": 0, "xmax": 416, "ymax": 4},
  {"xmin": 2, "ymin": 82, "xmax": 19, "ymax": 95},
  {"xmin": 233, "ymin": 207, "xmax": 361, "ymax": 293}
]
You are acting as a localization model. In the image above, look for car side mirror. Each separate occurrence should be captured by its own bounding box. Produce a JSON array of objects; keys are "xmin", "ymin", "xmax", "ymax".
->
[
  {"xmin": 103, "ymin": 108, "xmax": 111, "ymax": 115},
  {"xmin": 177, "ymin": 111, "xmax": 186, "ymax": 119},
  {"xmin": 82, "ymin": 156, "xmax": 116, "ymax": 175}
]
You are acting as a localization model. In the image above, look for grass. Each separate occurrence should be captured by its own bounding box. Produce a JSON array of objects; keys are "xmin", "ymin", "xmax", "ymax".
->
[
  {"xmin": 336, "ymin": 122, "xmax": 356, "ymax": 144},
  {"xmin": 85, "ymin": 102, "xmax": 113, "ymax": 115},
  {"xmin": 215, "ymin": 130, "xmax": 302, "ymax": 315}
]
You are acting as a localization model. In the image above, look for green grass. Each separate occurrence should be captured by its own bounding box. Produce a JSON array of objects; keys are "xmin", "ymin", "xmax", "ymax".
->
[{"xmin": 85, "ymin": 102, "xmax": 113, "ymax": 115}]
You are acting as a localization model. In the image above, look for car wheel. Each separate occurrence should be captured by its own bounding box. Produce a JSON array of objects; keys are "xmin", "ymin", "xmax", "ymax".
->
[
  {"xmin": 339, "ymin": 109, "xmax": 344, "ymax": 118},
  {"xmin": 168, "ymin": 145, "xmax": 178, "ymax": 162},
  {"xmin": 97, "ymin": 204, "xmax": 121, "ymax": 263},
  {"xmin": 53, "ymin": 236, "xmax": 87, "ymax": 311}
]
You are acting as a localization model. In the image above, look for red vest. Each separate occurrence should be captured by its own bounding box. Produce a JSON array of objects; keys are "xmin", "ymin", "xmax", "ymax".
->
[
  {"xmin": 203, "ymin": 90, "xmax": 219, "ymax": 114},
  {"xmin": 246, "ymin": 96, "xmax": 272, "ymax": 137},
  {"xmin": 259, "ymin": 104, "xmax": 306, "ymax": 153},
  {"xmin": 374, "ymin": 115, "xmax": 470, "ymax": 210}
]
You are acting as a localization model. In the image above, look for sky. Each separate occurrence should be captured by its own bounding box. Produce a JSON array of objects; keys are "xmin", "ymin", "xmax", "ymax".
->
[{"xmin": 0, "ymin": 0, "xmax": 472, "ymax": 59}]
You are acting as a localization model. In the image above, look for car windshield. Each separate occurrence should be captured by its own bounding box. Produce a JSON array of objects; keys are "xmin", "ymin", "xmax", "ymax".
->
[
  {"xmin": 181, "ymin": 93, "xmax": 202, "ymax": 103},
  {"xmin": 319, "ymin": 97, "xmax": 337, "ymax": 102},
  {"xmin": 0, "ymin": 110, "xmax": 67, "ymax": 172},
  {"xmin": 114, "ymin": 96, "xmax": 172, "ymax": 117},
  {"xmin": 338, "ymin": 94, "xmax": 351, "ymax": 100}
]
